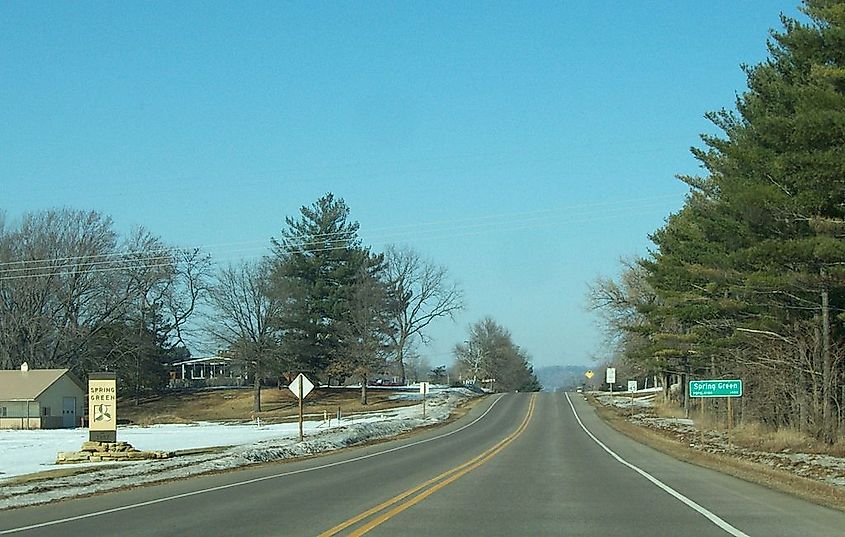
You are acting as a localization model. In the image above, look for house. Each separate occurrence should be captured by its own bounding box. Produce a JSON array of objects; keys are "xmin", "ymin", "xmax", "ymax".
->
[
  {"xmin": 168, "ymin": 355, "xmax": 244, "ymax": 388},
  {"xmin": 0, "ymin": 363, "xmax": 86, "ymax": 429}
]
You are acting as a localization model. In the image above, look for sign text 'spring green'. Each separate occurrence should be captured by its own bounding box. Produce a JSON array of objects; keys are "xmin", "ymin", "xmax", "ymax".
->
[{"xmin": 689, "ymin": 379, "xmax": 743, "ymax": 398}]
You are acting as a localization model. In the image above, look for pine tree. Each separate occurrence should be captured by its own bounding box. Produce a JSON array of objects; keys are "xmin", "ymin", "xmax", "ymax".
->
[
  {"xmin": 270, "ymin": 194, "xmax": 381, "ymax": 381},
  {"xmin": 638, "ymin": 0, "xmax": 845, "ymax": 441}
]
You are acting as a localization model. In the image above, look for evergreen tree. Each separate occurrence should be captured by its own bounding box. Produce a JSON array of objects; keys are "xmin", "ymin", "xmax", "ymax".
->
[
  {"xmin": 621, "ymin": 0, "xmax": 845, "ymax": 441},
  {"xmin": 270, "ymin": 194, "xmax": 381, "ymax": 381}
]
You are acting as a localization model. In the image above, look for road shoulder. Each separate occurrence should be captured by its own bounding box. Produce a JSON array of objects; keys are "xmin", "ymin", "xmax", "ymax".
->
[{"xmin": 585, "ymin": 392, "xmax": 845, "ymax": 512}]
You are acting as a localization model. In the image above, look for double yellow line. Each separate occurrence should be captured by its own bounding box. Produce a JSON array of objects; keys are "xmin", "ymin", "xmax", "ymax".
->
[{"xmin": 318, "ymin": 394, "xmax": 537, "ymax": 537}]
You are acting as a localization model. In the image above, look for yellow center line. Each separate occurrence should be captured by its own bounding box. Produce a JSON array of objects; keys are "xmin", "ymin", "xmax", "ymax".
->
[{"xmin": 318, "ymin": 394, "xmax": 536, "ymax": 537}]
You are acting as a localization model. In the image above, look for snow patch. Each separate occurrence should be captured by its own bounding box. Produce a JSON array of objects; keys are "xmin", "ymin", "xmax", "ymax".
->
[{"xmin": 0, "ymin": 388, "xmax": 476, "ymax": 510}]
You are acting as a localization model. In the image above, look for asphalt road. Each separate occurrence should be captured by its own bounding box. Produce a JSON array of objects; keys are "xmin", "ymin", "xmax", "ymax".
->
[{"xmin": 2, "ymin": 392, "xmax": 845, "ymax": 536}]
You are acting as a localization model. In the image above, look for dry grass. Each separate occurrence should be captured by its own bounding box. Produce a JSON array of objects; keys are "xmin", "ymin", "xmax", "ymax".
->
[
  {"xmin": 652, "ymin": 400, "xmax": 688, "ymax": 419},
  {"xmin": 119, "ymin": 387, "xmax": 418, "ymax": 425},
  {"xmin": 732, "ymin": 422, "xmax": 845, "ymax": 457},
  {"xmin": 132, "ymin": 414, "xmax": 195, "ymax": 426},
  {"xmin": 733, "ymin": 422, "xmax": 814, "ymax": 453},
  {"xmin": 0, "ymin": 466, "xmax": 102, "ymax": 488},
  {"xmin": 589, "ymin": 397, "xmax": 845, "ymax": 512},
  {"xmin": 662, "ymin": 400, "xmax": 845, "ymax": 456}
]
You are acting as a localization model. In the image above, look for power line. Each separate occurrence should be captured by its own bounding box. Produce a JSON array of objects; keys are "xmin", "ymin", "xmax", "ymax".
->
[
  {"xmin": 0, "ymin": 201, "xmax": 673, "ymax": 281},
  {"xmin": 0, "ymin": 202, "xmax": 671, "ymax": 280},
  {"xmin": 0, "ymin": 194, "xmax": 680, "ymax": 272}
]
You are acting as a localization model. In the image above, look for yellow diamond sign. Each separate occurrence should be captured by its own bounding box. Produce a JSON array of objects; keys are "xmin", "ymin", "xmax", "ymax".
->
[{"xmin": 585, "ymin": 370, "xmax": 594, "ymax": 379}]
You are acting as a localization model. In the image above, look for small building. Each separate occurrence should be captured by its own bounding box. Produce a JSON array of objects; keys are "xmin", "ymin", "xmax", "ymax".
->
[{"xmin": 0, "ymin": 363, "xmax": 86, "ymax": 429}]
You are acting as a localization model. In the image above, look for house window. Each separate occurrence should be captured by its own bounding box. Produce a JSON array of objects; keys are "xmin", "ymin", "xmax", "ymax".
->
[
  {"xmin": 1, "ymin": 407, "xmax": 6, "ymax": 417},
  {"xmin": 42, "ymin": 406, "xmax": 50, "ymax": 416}
]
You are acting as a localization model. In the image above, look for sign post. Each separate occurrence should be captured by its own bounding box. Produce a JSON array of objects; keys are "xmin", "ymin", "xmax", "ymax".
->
[
  {"xmin": 627, "ymin": 380, "xmax": 637, "ymax": 414},
  {"xmin": 689, "ymin": 379, "xmax": 743, "ymax": 448},
  {"xmin": 606, "ymin": 368, "xmax": 616, "ymax": 398},
  {"xmin": 727, "ymin": 397, "xmax": 733, "ymax": 447},
  {"xmin": 88, "ymin": 372, "xmax": 117, "ymax": 443},
  {"xmin": 420, "ymin": 382, "xmax": 429, "ymax": 418},
  {"xmin": 584, "ymin": 370, "xmax": 594, "ymax": 392},
  {"xmin": 288, "ymin": 373, "xmax": 314, "ymax": 442}
]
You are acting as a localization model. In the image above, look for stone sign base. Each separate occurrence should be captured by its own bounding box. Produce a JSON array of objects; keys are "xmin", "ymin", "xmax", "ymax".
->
[{"xmin": 56, "ymin": 441, "xmax": 171, "ymax": 464}]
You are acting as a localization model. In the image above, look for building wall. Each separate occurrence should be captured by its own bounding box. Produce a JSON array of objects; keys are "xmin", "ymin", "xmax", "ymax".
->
[
  {"xmin": 37, "ymin": 375, "xmax": 85, "ymax": 428},
  {"xmin": 0, "ymin": 401, "xmax": 41, "ymax": 429},
  {"xmin": 40, "ymin": 416, "xmax": 64, "ymax": 428},
  {"xmin": 0, "ymin": 417, "xmax": 41, "ymax": 429}
]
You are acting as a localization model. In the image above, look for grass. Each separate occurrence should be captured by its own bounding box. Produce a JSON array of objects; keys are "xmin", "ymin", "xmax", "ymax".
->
[
  {"xmin": 653, "ymin": 398, "xmax": 845, "ymax": 456},
  {"xmin": 119, "ymin": 387, "xmax": 419, "ymax": 425},
  {"xmin": 733, "ymin": 422, "xmax": 815, "ymax": 453},
  {"xmin": 732, "ymin": 422, "xmax": 845, "ymax": 457},
  {"xmin": 589, "ymin": 395, "xmax": 845, "ymax": 512},
  {"xmin": 0, "ymin": 466, "xmax": 100, "ymax": 488},
  {"xmin": 652, "ymin": 400, "xmax": 689, "ymax": 420}
]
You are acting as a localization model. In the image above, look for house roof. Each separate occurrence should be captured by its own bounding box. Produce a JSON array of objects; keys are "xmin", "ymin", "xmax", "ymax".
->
[
  {"xmin": 171, "ymin": 356, "xmax": 232, "ymax": 367},
  {"xmin": 0, "ymin": 369, "xmax": 84, "ymax": 401}
]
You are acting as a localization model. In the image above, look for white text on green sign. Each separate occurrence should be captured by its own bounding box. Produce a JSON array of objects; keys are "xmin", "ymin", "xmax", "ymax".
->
[{"xmin": 689, "ymin": 380, "xmax": 743, "ymax": 398}]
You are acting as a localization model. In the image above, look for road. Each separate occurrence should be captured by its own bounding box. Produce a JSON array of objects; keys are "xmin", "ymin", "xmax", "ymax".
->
[{"xmin": 2, "ymin": 393, "xmax": 844, "ymax": 536}]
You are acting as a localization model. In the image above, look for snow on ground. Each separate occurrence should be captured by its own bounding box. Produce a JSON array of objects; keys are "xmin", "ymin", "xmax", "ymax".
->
[
  {"xmin": 0, "ymin": 412, "xmax": 398, "ymax": 480},
  {"xmin": 594, "ymin": 390, "xmax": 660, "ymax": 409},
  {"xmin": 0, "ymin": 388, "xmax": 477, "ymax": 510}
]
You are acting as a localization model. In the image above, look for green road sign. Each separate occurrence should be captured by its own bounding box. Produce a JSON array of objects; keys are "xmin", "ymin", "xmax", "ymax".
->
[{"xmin": 689, "ymin": 379, "xmax": 743, "ymax": 397}]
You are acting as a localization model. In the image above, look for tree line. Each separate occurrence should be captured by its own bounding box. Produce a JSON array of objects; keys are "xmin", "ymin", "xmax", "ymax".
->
[
  {"xmin": 589, "ymin": 0, "xmax": 845, "ymax": 443},
  {"xmin": 0, "ymin": 209, "xmax": 207, "ymax": 404},
  {"xmin": 453, "ymin": 317, "xmax": 542, "ymax": 393},
  {"xmin": 1, "ymin": 194, "xmax": 540, "ymax": 408}
]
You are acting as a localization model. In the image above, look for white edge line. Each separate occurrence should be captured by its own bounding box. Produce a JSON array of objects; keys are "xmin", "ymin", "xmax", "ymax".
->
[
  {"xmin": 564, "ymin": 393, "xmax": 751, "ymax": 537},
  {"xmin": 1, "ymin": 394, "xmax": 507, "ymax": 535}
]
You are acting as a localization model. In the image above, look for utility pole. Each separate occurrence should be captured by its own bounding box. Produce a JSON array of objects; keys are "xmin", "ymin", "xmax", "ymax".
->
[
  {"xmin": 136, "ymin": 291, "xmax": 146, "ymax": 407},
  {"xmin": 821, "ymin": 268, "xmax": 833, "ymax": 443}
]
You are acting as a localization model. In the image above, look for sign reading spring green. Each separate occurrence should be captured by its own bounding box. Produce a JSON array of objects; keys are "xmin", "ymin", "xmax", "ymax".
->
[
  {"xmin": 689, "ymin": 379, "xmax": 743, "ymax": 398},
  {"xmin": 89, "ymin": 372, "xmax": 117, "ymax": 442}
]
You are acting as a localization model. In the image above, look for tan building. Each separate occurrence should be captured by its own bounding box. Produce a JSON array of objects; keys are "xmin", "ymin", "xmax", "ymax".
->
[{"xmin": 0, "ymin": 364, "xmax": 86, "ymax": 429}]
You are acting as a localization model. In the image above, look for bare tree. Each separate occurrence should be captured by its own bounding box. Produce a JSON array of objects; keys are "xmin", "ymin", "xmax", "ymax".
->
[
  {"xmin": 404, "ymin": 346, "xmax": 430, "ymax": 384},
  {"xmin": 112, "ymin": 229, "xmax": 211, "ymax": 403},
  {"xmin": 384, "ymin": 245, "xmax": 463, "ymax": 384},
  {"xmin": 0, "ymin": 210, "xmax": 210, "ymax": 404},
  {"xmin": 453, "ymin": 317, "xmax": 540, "ymax": 392},
  {"xmin": 586, "ymin": 258, "xmax": 654, "ymax": 344},
  {"xmin": 122, "ymin": 227, "xmax": 174, "ymax": 404},
  {"xmin": 0, "ymin": 209, "xmax": 136, "ymax": 371},
  {"xmin": 163, "ymin": 247, "xmax": 213, "ymax": 349},
  {"xmin": 334, "ymin": 266, "xmax": 395, "ymax": 405},
  {"xmin": 206, "ymin": 260, "xmax": 284, "ymax": 412}
]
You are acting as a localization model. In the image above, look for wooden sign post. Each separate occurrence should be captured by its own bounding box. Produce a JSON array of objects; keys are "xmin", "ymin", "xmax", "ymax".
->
[
  {"xmin": 288, "ymin": 373, "xmax": 314, "ymax": 442},
  {"xmin": 689, "ymin": 379, "xmax": 743, "ymax": 450},
  {"xmin": 420, "ymin": 382, "xmax": 429, "ymax": 418}
]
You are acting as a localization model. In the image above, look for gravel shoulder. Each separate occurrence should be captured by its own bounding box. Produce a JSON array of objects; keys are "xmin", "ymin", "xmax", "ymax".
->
[{"xmin": 589, "ymin": 390, "xmax": 845, "ymax": 512}]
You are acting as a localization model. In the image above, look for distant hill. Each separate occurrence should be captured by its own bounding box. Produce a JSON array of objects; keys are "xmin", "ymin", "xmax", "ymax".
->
[{"xmin": 535, "ymin": 365, "xmax": 590, "ymax": 392}]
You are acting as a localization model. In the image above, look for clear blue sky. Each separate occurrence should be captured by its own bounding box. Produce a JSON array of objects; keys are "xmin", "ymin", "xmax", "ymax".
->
[{"xmin": 1, "ymin": 1, "xmax": 803, "ymax": 369}]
